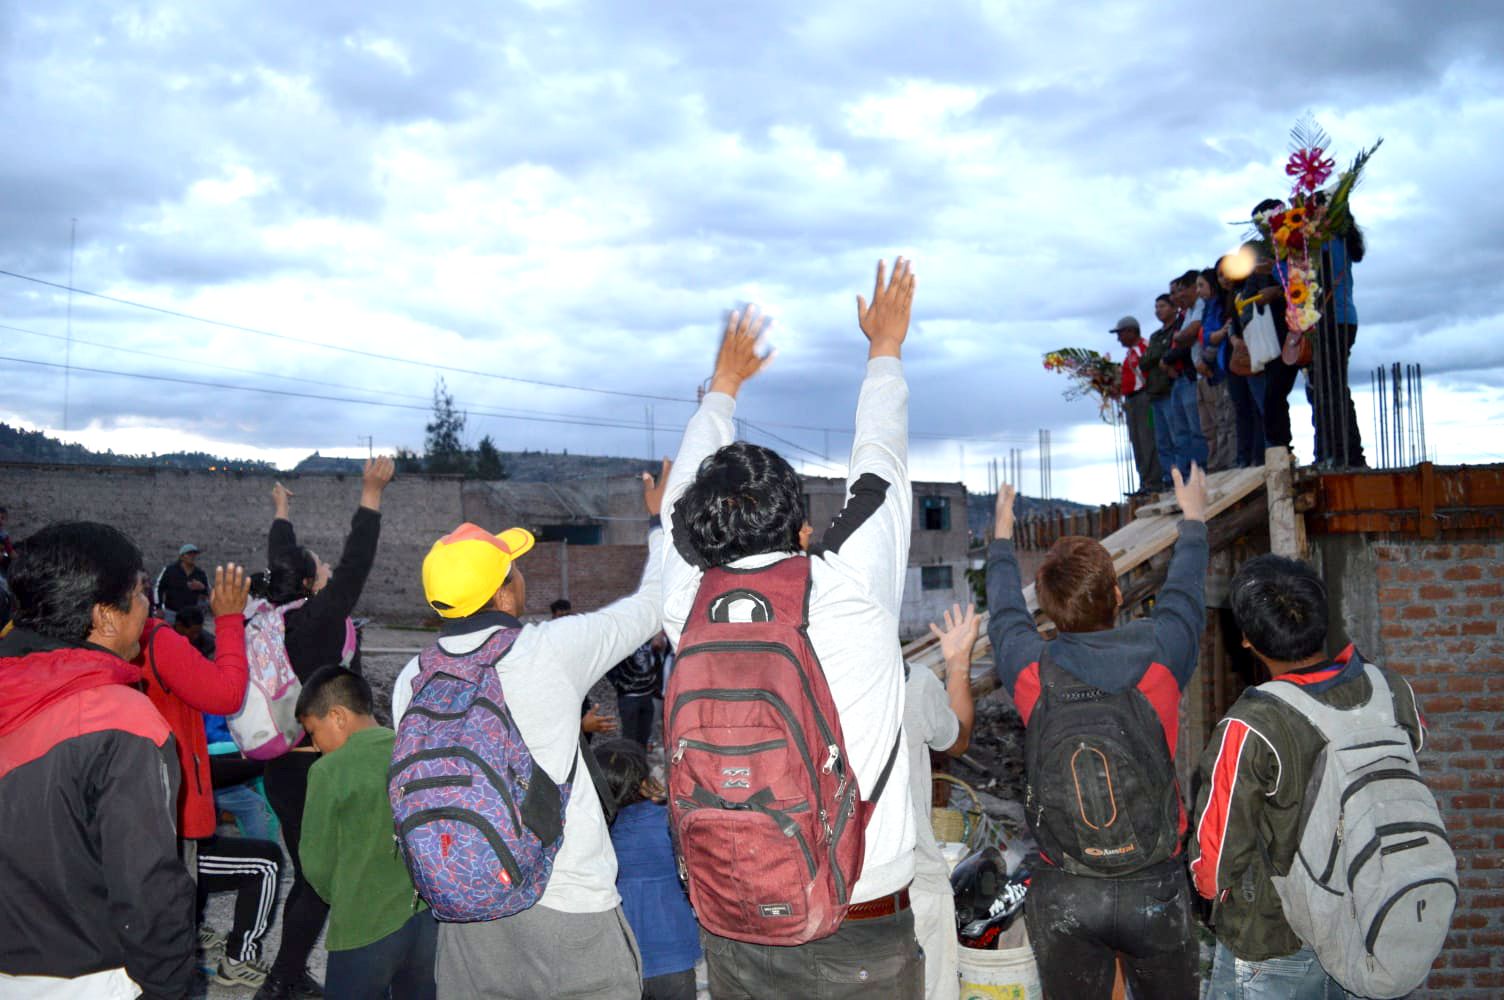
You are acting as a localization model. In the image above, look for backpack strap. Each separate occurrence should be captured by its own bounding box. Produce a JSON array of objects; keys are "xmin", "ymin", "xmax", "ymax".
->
[
  {"xmin": 866, "ymin": 726, "xmax": 903, "ymax": 805},
  {"xmin": 1258, "ymin": 663, "xmax": 1395, "ymax": 742},
  {"xmin": 577, "ymin": 735, "xmax": 612, "ymax": 823}
]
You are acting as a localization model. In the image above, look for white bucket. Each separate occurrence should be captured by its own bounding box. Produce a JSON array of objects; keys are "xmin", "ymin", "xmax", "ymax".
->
[{"xmin": 957, "ymin": 939, "xmax": 1043, "ymax": 1000}]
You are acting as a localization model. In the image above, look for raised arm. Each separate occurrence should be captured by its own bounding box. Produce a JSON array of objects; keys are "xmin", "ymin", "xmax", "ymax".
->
[
  {"xmin": 267, "ymin": 480, "xmax": 299, "ymax": 563},
  {"xmin": 983, "ymin": 484, "xmax": 1043, "ymax": 696},
  {"xmin": 140, "ymin": 565, "xmax": 252, "ymax": 715},
  {"xmin": 1153, "ymin": 466, "xmax": 1210, "ymax": 689},
  {"xmin": 300, "ymin": 457, "xmax": 393, "ymax": 625},
  {"xmin": 808, "ymin": 257, "xmax": 915, "ymax": 611},
  {"xmin": 928, "ymin": 602, "xmax": 979, "ymax": 756},
  {"xmin": 661, "ymin": 308, "xmax": 773, "ymax": 646}
]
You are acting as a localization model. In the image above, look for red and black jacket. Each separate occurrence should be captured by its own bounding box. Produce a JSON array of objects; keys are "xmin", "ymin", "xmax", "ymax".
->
[
  {"xmin": 985, "ymin": 521, "xmax": 1209, "ymax": 860},
  {"xmin": 0, "ymin": 629, "xmax": 196, "ymax": 998}
]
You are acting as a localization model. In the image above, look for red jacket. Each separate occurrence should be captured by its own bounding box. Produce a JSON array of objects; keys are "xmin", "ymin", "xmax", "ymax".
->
[
  {"xmin": 136, "ymin": 615, "xmax": 248, "ymax": 839},
  {"xmin": 0, "ymin": 630, "xmax": 196, "ymax": 997}
]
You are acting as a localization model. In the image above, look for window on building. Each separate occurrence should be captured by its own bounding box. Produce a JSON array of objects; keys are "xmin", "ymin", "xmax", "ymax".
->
[
  {"xmin": 921, "ymin": 565, "xmax": 954, "ymax": 591},
  {"xmin": 536, "ymin": 524, "xmax": 603, "ymax": 545},
  {"xmin": 920, "ymin": 496, "xmax": 951, "ymax": 531}
]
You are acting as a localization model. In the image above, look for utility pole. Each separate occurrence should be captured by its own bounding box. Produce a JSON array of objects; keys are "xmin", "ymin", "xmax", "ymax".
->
[{"xmin": 358, "ymin": 435, "xmax": 374, "ymax": 459}]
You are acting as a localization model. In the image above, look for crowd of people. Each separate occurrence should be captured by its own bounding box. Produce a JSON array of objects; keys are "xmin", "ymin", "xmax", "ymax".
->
[
  {"xmin": 0, "ymin": 256, "xmax": 1450, "ymax": 1000},
  {"xmin": 1113, "ymin": 200, "xmax": 1369, "ymax": 496}
]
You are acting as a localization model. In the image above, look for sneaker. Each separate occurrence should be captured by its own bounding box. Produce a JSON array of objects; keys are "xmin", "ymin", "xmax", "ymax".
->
[
  {"xmin": 197, "ymin": 925, "xmax": 226, "ymax": 954},
  {"xmin": 253, "ymin": 969, "xmax": 325, "ymax": 999},
  {"xmin": 214, "ymin": 956, "xmax": 270, "ymax": 988}
]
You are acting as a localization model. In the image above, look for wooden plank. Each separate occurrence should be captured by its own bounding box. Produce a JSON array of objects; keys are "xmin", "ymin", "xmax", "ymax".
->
[{"xmin": 903, "ymin": 468, "xmax": 1268, "ymax": 674}]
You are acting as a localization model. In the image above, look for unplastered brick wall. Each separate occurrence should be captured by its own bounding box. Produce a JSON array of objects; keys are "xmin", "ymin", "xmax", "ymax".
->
[{"xmin": 1374, "ymin": 539, "xmax": 1504, "ymax": 999}]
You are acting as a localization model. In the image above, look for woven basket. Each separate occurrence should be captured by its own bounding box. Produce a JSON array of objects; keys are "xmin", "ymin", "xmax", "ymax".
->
[{"xmin": 931, "ymin": 772, "xmax": 984, "ymax": 847}]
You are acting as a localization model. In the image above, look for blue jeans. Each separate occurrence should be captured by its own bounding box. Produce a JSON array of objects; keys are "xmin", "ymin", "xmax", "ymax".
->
[
  {"xmin": 1150, "ymin": 395, "xmax": 1178, "ymax": 487},
  {"xmin": 1208, "ymin": 942, "xmax": 1357, "ymax": 1000},
  {"xmin": 215, "ymin": 783, "xmax": 276, "ymax": 843},
  {"xmin": 1168, "ymin": 377, "xmax": 1208, "ymax": 476},
  {"xmin": 326, "ymin": 910, "xmax": 438, "ymax": 1000}
]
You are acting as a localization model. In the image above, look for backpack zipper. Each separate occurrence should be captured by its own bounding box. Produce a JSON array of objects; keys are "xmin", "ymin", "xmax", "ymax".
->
[
  {"xmin": 675, "ymin": 795, "xmax": 818, "ymax": 879},
  {"xmin": 669, "ymin": 689, "xmax": 819, "ymax": 795},
  {"xmin": 677, "ymin": 641, "xmax": 843, "ymax": 776},
  {"xmin": 397, "ymin": 806, "xmax": 524, "ymax": 887},
  {"xmin": 672, "ymin": 737, "xmax": 787, "ymax": 764},
  {"xmin": 390, "ymin": 748, "xmax": 523, "ymax": 834}
]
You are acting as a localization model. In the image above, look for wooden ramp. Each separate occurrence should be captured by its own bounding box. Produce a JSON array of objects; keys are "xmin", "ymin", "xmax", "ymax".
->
[{"xmin": 901, "ymin": 467, "xmax": 1267, "ymax": 674}]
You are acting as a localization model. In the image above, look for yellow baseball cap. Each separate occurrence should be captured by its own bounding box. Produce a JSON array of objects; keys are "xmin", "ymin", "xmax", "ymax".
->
[{"xmin": 421, "ymin": 523, "xmax": 535, "ymax": 619}]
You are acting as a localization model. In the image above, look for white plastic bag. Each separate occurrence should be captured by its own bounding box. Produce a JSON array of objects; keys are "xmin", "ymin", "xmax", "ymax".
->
[{"xmin": 1244, "ymin": 304, "xmax": 1281, "ymax": 373}]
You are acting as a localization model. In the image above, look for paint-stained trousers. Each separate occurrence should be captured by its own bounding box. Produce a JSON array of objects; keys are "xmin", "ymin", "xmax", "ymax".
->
[{"xmin": 1024, "ymin": 857, "xmax": 1199, "ymax": 1000}]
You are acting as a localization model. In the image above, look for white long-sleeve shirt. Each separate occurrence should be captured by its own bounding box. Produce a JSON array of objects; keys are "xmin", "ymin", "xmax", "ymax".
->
[
  {"xmin": 660, "ymin": 356, "xmax": 917, "ymax": 903},
  {"xmin": 392, "ymin": 528, "xmax": 664, "ymax": 914}
]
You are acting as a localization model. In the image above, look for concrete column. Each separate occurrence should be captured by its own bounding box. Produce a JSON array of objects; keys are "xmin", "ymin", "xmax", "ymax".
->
[{"xmin": 1264, "ymin": 446, "xmax": 1307, "ymax": 558}]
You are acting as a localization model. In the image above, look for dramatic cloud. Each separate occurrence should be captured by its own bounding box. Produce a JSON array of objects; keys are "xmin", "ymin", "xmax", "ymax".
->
[{"xmin": 2, "ymin": 0, "xmax": 1501, "ymax": 503}]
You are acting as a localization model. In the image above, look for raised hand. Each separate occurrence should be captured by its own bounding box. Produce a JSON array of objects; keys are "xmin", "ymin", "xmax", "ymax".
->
[
  {"xmin": 993, "ymin": 483, "xmax": 1017, "ymax": 542},
  {"xmin": 708, "ymin": 306, "xmax": 775, "ymax": 398},
  {"xmin": 582, "ymin": 704, "xmax": 619, "ymax": 736},
  {"xmin": 272, "ymin": 481, "xmax": 295, "ymax": 519},
  {"xmin": 928, "ymin": 603, "xmax": 981, "ymax": 669},
  {"xmin": 1172, "ymin": 464, "xmax": 1209, "ymax": 522},
  {"xmin": 210, "ymin": 563, "xmax": 251, "ymax": 618},
  {"xmin": 362, "ymin": 456, "xmax": 395, "ymax": 511},
  {"xmin": 856, "ymin": 256, "xmax": 916, "ymax": 359},
  {"xmin": 643, "ymin": 458, "xmax": 673, "ymax": 517}
]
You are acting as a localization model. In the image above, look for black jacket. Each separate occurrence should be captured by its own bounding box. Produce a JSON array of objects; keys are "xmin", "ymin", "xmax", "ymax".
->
[
  {"xmin": 157, "ymin": 560, "xmax": 209, "ymax": 614},
  {"xmin": 0, "ymin": 629, "xmax": 196, "ymax": 998},
  {"xmin": 268, "ymin": 506, "xmax": 381, "ymax": 680}
]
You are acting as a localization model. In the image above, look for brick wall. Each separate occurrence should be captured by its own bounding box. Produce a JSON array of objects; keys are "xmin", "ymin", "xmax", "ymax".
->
[
  {"xmin": 0, "ymin": 465, "xmax": 653, "ymax": 623},
  {"xmin": 1374, "ymin": 538, "xmax": 1504, "ymax": 999}
]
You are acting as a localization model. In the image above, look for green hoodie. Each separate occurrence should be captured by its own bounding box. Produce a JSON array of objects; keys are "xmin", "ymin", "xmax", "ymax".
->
[{"xmin": 301, "ymin": 726, "xmax": 424, "ymax": 951}]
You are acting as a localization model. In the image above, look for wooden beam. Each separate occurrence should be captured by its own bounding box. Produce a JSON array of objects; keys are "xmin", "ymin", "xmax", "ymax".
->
[{"xmin": 1265, "ymin": 446, "xmax": 1307, "ymax": 558}]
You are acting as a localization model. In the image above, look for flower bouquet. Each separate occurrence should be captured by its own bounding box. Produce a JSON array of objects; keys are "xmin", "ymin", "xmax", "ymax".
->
[
  {"xmin": 1043, "ymin": 347, "xmax": 1121, "ymax": 421},
  {"xmin": 1253, "ymin": 117, "xmax": 1381, "ymax": 351}
]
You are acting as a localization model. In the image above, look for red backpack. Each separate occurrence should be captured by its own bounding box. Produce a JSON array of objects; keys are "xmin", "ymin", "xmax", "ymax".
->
[{"xmin": 665, "ymin": 556, "xmax": 899, "ymax": 945}]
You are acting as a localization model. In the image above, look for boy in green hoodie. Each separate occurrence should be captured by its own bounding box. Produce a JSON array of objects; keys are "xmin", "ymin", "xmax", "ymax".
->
[{"xmin": 294, "ymin": 667, "xmax": 436, "ymax": 1000}]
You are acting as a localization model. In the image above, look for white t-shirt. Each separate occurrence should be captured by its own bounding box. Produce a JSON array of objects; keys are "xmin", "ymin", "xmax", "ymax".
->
[
  {"xmin": 392, "ymin": 529, "xmax": 664, "ymax": 914},
  {"xmin": 904, "ymin": 665, "xmax": 961, "ymax": 891}
]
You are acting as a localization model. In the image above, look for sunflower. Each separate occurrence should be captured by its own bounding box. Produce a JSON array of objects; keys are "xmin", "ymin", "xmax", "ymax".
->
[
  {"xmin": 1285, "ymin": 206, "xmax": 1309, "ymax": 228},
  {"xmin": 1287, "ymin": 280, "xmax": 1310, "ymax": 307}
]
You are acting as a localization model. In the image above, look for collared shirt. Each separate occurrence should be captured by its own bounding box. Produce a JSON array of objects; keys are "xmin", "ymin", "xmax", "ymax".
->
[
  {"xmin": 392, "ymin": 530, "xmax": 665, "ymax": 914},
  {"xmin": 660, "ymin": 357, "xmax": 917, "ymax": 903}
]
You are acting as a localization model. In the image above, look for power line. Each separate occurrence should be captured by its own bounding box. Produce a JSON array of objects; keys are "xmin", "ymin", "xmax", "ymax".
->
[
  {"xmin": 0, "ymin": 354, "xmax": 692, "ymax": 437},
  {"xmin": 0, "ymin": 268, "xmax": 699, "ymax": 405},
  {"xmin": 1, "ymin": 266, "xmax": 1041, "ymax": 446}
]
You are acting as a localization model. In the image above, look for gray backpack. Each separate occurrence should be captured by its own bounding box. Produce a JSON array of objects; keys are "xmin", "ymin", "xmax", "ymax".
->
[{"xmin": 1261, "ymin": 664, "xmax": 1456, "ymax": 999}]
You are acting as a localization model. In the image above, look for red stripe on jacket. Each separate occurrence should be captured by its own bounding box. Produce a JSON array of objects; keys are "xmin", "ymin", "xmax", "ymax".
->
[
  {"xmin": 1191, "ymin": 718, "xmax": 1250, "ymax": 899},
  {"xmin": 0, "ymin": 677, "xmax": 170, "ymax": 782}
]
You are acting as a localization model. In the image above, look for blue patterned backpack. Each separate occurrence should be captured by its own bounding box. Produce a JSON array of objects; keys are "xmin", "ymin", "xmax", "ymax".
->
[{"xmin": 389, "ymin": 628, "xmax": 576, "ymax": 920}]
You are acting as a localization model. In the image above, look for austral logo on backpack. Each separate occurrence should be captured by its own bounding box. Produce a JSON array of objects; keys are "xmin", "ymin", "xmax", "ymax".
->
[
  {"xmin": 1023, "ymin": 647, "xmax": 1181, "ymax": 877},
  {"xmin": 1260, "ymin": 662, "xmax": 1457, "ymax": 999},
  {"xmin": 229, "ymin": 598, "xmax": 307, "ymax": 760},
  {"xmin": 665, "ymin": 556, "xmax": 900, "ymax": 946},
  {"xmin": 389, "ymin": 628, "xmax": 576, "ymax": 922}
]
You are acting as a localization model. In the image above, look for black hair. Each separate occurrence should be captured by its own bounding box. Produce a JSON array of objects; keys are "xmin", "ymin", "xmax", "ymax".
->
[
  {"xmin": 1229, "ymin": 554, "xmax": 1329, "ymax": 663},
  {"xmin": 1345, "ymin": 222, "xmax": 1366, "ymax": 263},
  {"xmin": 592, "ymin": 739, "xmax": 650, "ymax": 814},
  {"xmin": 294, "ymin": 665, "xmax": 374, "ymax": 719},
  {"xmin": 8, "ymin": 522, "xmax": 144, "ymax": 644},
  {"xmin": 1155, "ymin": 293, "xmax": 1173, "ymax": 306},
  {"xmin": 1252, "ymin": 198, "xmax": 1285, "ymax": 218},
  {"xmin": 250, "ymin": 545, "xmax": 317, "ymax": 605},
  {"xmin": 1177, "ymin": 269, "xmax": 1200, "ymax": 288},
  {"xmin": 175, "ymin": 605, "xmax": 206, "ymax": 629},
  {"xmin": 672, "ymin": 441, "xmax": 805, "ymax": 568},
  {"xmin": 549, "ymin": 598, "xmax": 572, "ymax": 615}
]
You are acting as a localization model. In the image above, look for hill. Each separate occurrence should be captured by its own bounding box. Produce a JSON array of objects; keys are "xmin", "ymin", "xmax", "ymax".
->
[{"xmin": 0, "ymin": 423, "xmax": 274, "ymax": 472}]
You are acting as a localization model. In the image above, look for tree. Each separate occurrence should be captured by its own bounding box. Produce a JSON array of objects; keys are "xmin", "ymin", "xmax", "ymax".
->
[
  {"xmin": 473, "ymin": 434, "xmax": 506, "ymax": 480},
  {"xmin": 425, "ymin": 378, "xmax": 468, "ymax": 474},
  {"xmin": 394, "ymin": 446, "xmax": 424, "ymax": 474}
]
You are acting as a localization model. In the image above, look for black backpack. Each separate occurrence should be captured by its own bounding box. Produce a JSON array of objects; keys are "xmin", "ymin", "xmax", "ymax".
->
[{"xmin": 1023, "ymin": 647, "xmax": 1181, "ymax": 877}]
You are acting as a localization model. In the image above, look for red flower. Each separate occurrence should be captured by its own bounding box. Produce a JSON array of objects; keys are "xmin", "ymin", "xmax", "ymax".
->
[{"xmin": 1286, "ymin": 148, "xmax": 1335, "ymax": 194}]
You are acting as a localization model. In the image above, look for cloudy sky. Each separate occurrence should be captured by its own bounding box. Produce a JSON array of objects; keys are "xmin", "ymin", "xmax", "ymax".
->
[{"xmin": 3, "ymin": 1, "xmax": 1502, "ymax": 504}]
